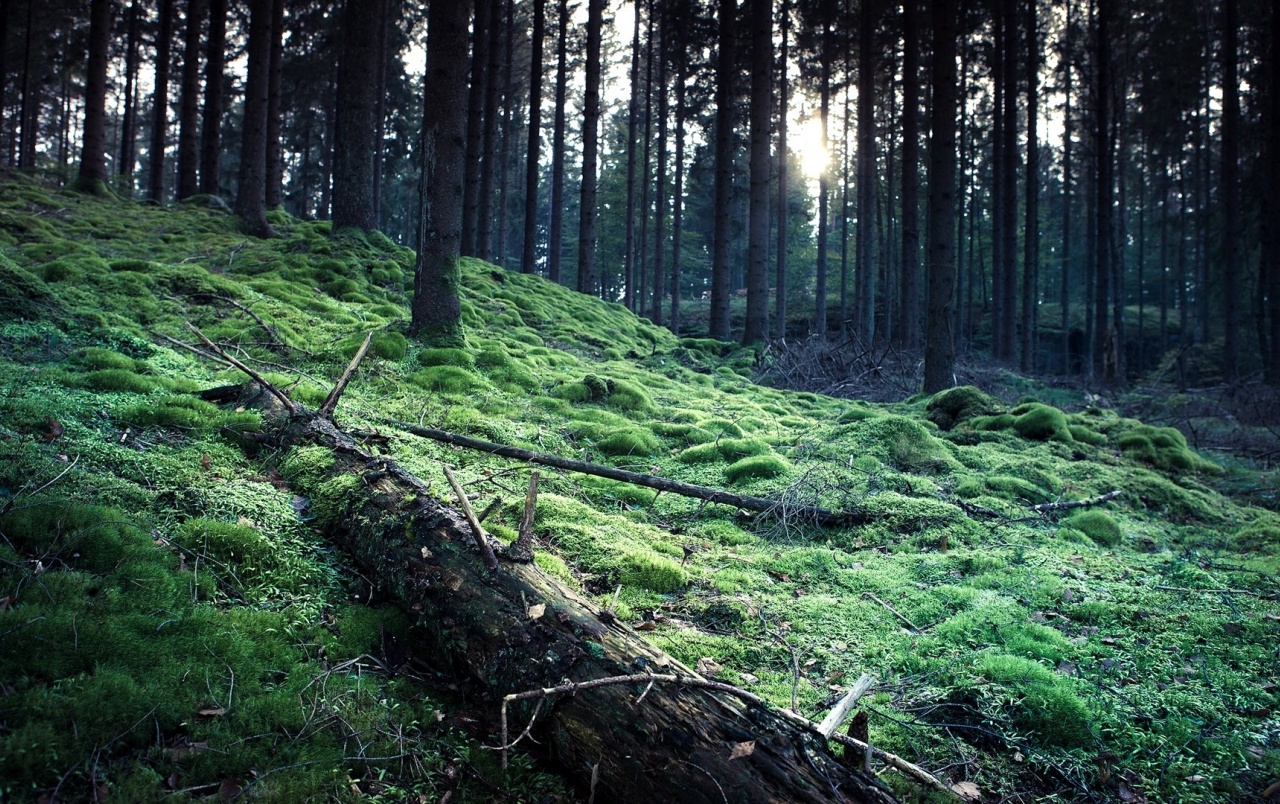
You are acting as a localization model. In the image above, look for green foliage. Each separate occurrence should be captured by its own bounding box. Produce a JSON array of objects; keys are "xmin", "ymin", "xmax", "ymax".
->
[
  {"xmin": 596, "ymin": 427, "xmax": 661, "ymax": 457},
  {"xmin": 724, "ymin": 455, "xmax": 790, "ymax": 484},
  {"xmin": 1061, "ymin": 510, "xmax": 1122, "ymax": 547},
  {"xmin": 1117, "ymin": 424, "xmax": 1221, "ymax": 474},
  {"xmin": 1010, "ymin": 403, "xmax": 1074, "ymax": 442},
  {"xmin": 342, "ymin": 330, "xmax": 408, "ymax": 361},
  {"xmin": 409, "ymin": 365, "xmax": 489, "ymax": 395},
  {"xmin": 926, "ymin": 385, "xmax": 997, "ymax": 430},
  {"xmin": 416, "ymin": 347, "xmax": 476, "ymax": 369},
  {"xmin": 970, "ymin": 653, "xmax": 1091, "ymax": 746}
]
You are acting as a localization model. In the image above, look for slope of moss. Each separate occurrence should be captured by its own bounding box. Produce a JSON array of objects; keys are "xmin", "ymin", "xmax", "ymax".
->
[{"xmin": 0, "ymin": 178, "xmax": 1276, "ymax": 802}]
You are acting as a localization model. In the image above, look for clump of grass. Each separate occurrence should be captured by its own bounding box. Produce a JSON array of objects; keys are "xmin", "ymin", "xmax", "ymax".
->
[
  {"xmin": 970, "ymin": 653, "xmax": 1091, "ymax": 747},
  {"xmin": 409, "ymin": 365, "xmax": 489, "ymax": 394},
  {"xmin": 1061, "ymin": 509, "xmax": 1122, "ymax": 547},
  {"xmin": 341, "ymin": 330, "xmax": 407, "ymax": 361},
  {"xmin": 724, "ymin": 455, "xmax": 789, "ymax": 484},
  {"xmin": 596, "ymin": 427, "xmax": 660, "ymax": 457}
]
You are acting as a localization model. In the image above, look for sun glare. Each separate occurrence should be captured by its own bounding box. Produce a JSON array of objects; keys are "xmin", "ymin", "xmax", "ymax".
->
[{"xmin": 793, "ymin": 115, "xmax": 831, "ymax": 179}]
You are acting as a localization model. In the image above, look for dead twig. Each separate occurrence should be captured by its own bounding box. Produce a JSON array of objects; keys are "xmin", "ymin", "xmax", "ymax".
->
[
  {"xmin": 318, "ymin": 331, "xmax": 373, "ymax": 419},
  {"xmin": 862, "ymin": 592, "xmax": 921, "ymax": 633},
  {"xmin": 443, "ymin": 466, "xmax": 500, "ymax": 572},
  {"xmin": 816, "ymin": 673, "xmax": 875, "ymax": 738},
  {"xmin": 186, "ymin": 323, "xmax": 297, "ymax": 415},
  {"xmin": 1028, "ymin": 489, "xmax": 1122, "ymax": 513}
]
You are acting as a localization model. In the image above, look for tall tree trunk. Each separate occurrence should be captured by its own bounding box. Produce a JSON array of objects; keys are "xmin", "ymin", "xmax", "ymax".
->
[
  {"xmin": 522, "ymin": 0, "xmax": 546, "ymax": 274},
  {"xmin": 0, "ymin": 0, "xmax": 8, "ymax": 164},
  {"xmin": 840, "ymin": 82, "xmax": 851, "ymax": 335},
  {"xmin": 118, "ymin": 0, "xmax": 142, "ymax": 186},
  {"xmin": 856, "ymin": 0, "xmax": 878, "ymax": 343},
  {"xmin": 623, "ymin": 0, "xmax": 642, "ymax": 304},
  {"xmin": 462, "ymin": 0, "xmax": 492, "ymax": 257},
  {"xmin": 1092, "ymin": 0, "xmax": 1113, "ymax": 380},
  {"xmin": 743, "ymin": 0, "xmax": 772, "ymax": 343},
  {"xmin": 372, "ymin": 0, "xmax": 392, "ymax": 229},
  {"xmin": 709, "ymin": 0, "xmax": 737, "ymax": 340},
  {"xmin": 410, "ymin": 0, "xmax": 471, "ymax": 343},
  {"xmin": 813, "ymin": 13, "xmax": 830, "ymax": 337},
  {"xmin": 898, "ymin": 0, "xmax": 920, "ymax": 348},
  {"xmin": 1060, "ymin": 0, "xmax": 1073, "ymax": 371},
  {"xmin": 671, "ymin": 39, "xmax": 687, "ymax": 334},
  {"xmin": 176, "ymin": 0, "xmax": 203, "ymax": 200},
  {"xmin": 991, "ymin": 10, "xmax": 1007, "ymax": 360},
  {"xmin": 148, "ymin": 0, "xmax": 175, "ymax": 202},
  {"xmin": 320, "ymin": 74, "xmax": 337, "ymax": 217},
  {"xmin": 1221, "ymin": 0, "xmax": 1240, "ymax": 383},
  {"xmin": 496, "ymin": 0, "xmax": 515, "ymax": 268},
  {"xmin": 652, "ymin": 15, "xmax": 667, "ymax": 323},
  {"xmin": 547, "ymin": 0, "xmax": 569, "ymax": 284},
  {"xmin": 638, "ymin": 10, "xmax": 655, "ymax": 309},
  {"xmin": 923, "ymin": 0, "xmax": 958, "ymax": 393},
  {"xmin": 73, "ymin": 0, "xmax": 110, "ymax": 194},
  {"xmin": 999, "ymin": 0, "xmax": 1017, "ymax": 361},
  {"xmin": 235, "ymin": 0, "xmax": 275, "ymax": 237},
  {"xmin": 774, "ymin": 0, "xmax": 789, "ymax": 340},
  {"xmin": 332, "ymin": 0, "xmax": 382, "ymax": 231},
  {"xmin": 200, "ymin": 0, "xmax": 227, "ymax": 195},
  {"xmin": 1267, "ymin": 0, "xmax": 1280, "ymax": 385},
  {"xmin": 1021, "ymin": 0, "xmax": 1039, "ymax": 372},
  {"xmin": 264, "ymin": 0, "xmax": 284, "ymax": 208},
  {"xmin": 577, "ymin": 0, "xmax": 604, "ymax": 296},
  {"xmin": 478, "ymin": 0, "xmax": 504, "ymax": 262}
]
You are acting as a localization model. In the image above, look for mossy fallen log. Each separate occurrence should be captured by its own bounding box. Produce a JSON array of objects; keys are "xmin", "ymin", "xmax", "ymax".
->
[{"xmin": 244, "ymin": 385, "xmax": 899, "ymax": 804}]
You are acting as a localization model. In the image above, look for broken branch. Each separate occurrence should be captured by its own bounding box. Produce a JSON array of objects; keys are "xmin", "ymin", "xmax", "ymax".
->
[
  {"xmin": 318, "ymin": 331, "xmax": 373, "ymax": 419},
  {"xmin": 1028, "ymin": 489, "xmax": 1122, "ymax": 513},
  {"xmin": 817, "ymin": 673, "xmax": 876, "ymax": 739},
  {"xmin": 185, "ymin": 323, "xmax": 297, "ymax": 415},
  {"xmin": 444, "ymin": 465, "xmax": 500, "ymax": 572}
]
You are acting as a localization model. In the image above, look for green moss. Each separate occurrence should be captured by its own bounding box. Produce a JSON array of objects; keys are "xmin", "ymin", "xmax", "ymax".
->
[
  {"xmin": 619, "ymin": 549, "xmax": 687, "ymax": 593},
  {"xmin": 1117, "ymin": 424, "xmax": 1220, "ymax": 474},
  {"xmin": 1235, "ymin": 522, "xmax": 1280, "ymax": 551},
  {"xmin": 860, "ymin": 415, "xmax": 954, "ymax": 473},
  {"xmin": 1061, "ymin": 510, "xmax": 1121, "ymax": 547},
  {"xmin": 715, "ymin": 438, "xmax": 773, "ymax": 462},
  {"xmin": 724, "ymin": 455, "xmax": 790, "ymax": 484},
  {"xmin": 698, "ymin": 417, "xmax": 745, "ymax": 438},
  {"xmin": 650, "ymin": 422, "xmax": 715, "ymax": 445},
  {"xmin": 596, "ymin": 427, "xmax": 660, "ymax": 457},
  {"xmin": 926, "ymin": 385, "xmax": 997, "ymax": 430},
  {"xmin": 678, "ymin": 443, "xmax": 724, "ymax": 464},
  {"xmin": 1067, "ymin": 424, "xmax": 1107, "ymax": 446},
  {"xmin": 416, "ymin": 347, "xmax": 476, "ymax": 369},
  {"xmin": 409, "ymin": 365, "xmax": 489, "ymax": 395},
  {"xmin": 971, "ymin": 653, "xmax": 1090, "ymax": 746},
  {"xmin": 1009, "ymin": 403, "xmax": 1074, "ymax": 442},
  {"xmin": 985, "ymin": 475, "xmax": 1049, "ymax": 504},
  {"xmin": 74, "ymin": 346, "xmax": 142, "ymax": 371},
  {"xmin": 79, "ymin": 368, "xmax": 160, "ymax": 394},
  {"xmin": 341, "ymin": 330, "xmax": 408, "ymax": 361}
]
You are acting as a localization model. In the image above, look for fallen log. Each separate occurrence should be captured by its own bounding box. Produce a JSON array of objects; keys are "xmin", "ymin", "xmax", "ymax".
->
[
  {"xmin": 232, "ymin": 386, "xmax": 899, "ymax": 803},
  {"xmin": 385, "ymin": 420, "xmax": 878, "ymax": 527}
]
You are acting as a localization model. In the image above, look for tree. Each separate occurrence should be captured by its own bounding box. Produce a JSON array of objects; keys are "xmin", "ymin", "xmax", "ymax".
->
[
  {"xmin": 855, "ymin": 0, "xmax": 878, "ymax": 342},
  {"xmin": 235, "ymin": 0, "xmax": 275, "ymax": 237},
  {"xmin": 332, "ymin": 0, "xmax": 384, "ymax": 232},
  {"xmin": 898, "ymin": 0, "xmax": 921, "ymax": 348},
  {"xmin": 1268, "ymin": 0, "xmax": 1280, "ymax": 386},
  {"xmin": 709, "ymin": 0, "xmax": 736, "ymax": 340},
  {"xmin": 265, "ymin": 0, "xmax": 285, "ymax": 208},
  {"xmin": 922, "ymin": 0, "xmax": 957, "ymax": 393},
  {"xmin": 522, "ymin": 0, "xmax": 547, "ymax": 275},
  {"xmin": 72, "ymin": 0, "xmax": 110, "ymax": 195},
  {"xmin": 774, "ymin": 0, "xmax": 790, "ymax": 340},
  {"xmin": 743, "ymin": 0, "xmax": 772, "ymax": 344},
  {"xmin": 478, "ymin": 0, "xmax": 503, "ymax": 261},
  {"xmin": 149, "ymin": 0, "xmax": 176, "ymax": 202},
  {"xmin": 547, "ymin": 0, "xmax": 569, "ymax": 284},
  {"xmin": 1021, "ymin": 0, "xmax": 1040, "ymax": 372},
  {"xmin": 577, "ymin": 0, "xmax": 604, "ymax": 296},
  {"xmin": 176, "ymin": 0, "xmax": 203, "ymax": 200},
  {"xmin": 119, "ymin": 0, "xmax": 143, "ymax": 187},
  {"xmin": 1092, "ymin": 0, "xmax": 1114, "ymax": 381},
  {"xmin": 652, "ymin": 11, "xmax": 668, "ymax": 323},
  {"xmin": 200, "ymin": 0, "xmax": 227, "ymax": 195},
  {"xmin": 1221, "ymin": 0, "xmax": 1239, "ymax": 383},
  {"xmin": 462, "ymin": 0, "xmax": 492, "ymax": 256},
  {"xmin": 411, "ymin": 0, "xmax": 472, "ymax": 342}
]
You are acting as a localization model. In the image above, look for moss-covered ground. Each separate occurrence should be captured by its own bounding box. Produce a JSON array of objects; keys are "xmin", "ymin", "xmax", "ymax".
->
[{"xmin": 1, "ymin": 173, "xmax": 1278, "ymax": 801}]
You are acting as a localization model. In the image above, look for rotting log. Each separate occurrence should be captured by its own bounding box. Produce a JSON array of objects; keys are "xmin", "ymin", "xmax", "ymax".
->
[
  {"xmin": 240, "ymin": 385, "xmax": 899, "ymax": 804},
  {"xmin": 385, "ymin": 420, "xmax": 879, "ymax": 527}
]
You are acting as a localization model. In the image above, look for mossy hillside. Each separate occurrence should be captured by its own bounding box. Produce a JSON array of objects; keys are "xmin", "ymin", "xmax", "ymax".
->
[{"xmin": 0, "ymin": 179, "xmax": 1276, "ymax": 801}]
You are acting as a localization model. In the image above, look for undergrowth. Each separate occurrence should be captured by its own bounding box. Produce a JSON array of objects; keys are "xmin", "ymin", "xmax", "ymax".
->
[{"xmin": 0, "ymin": 174, "xmax": 1276, "ymax": 802}]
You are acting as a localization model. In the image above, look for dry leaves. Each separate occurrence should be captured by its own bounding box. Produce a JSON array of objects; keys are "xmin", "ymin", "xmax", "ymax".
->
[{"xmin": 527, "ymin": 603, "xmax": 545, "ymax": 620}]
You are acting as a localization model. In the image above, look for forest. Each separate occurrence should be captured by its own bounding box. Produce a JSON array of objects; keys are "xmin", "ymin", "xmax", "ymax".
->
[{"xmin": 0, "ymin": 0, "xmax": 1278, "ymax": 801}]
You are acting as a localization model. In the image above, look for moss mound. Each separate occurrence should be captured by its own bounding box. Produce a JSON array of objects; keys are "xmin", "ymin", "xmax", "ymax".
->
[
  {"xmin": 1062, "ymin": 509, "xmax": 1122, "ymax": 547},
  {"xmin": 926, "ymin": 385, "xmax": 997, "ymax": 430},
  {"xmin": 1117, "ymin": 424, "xmax": 1221, "ymax": 474}
]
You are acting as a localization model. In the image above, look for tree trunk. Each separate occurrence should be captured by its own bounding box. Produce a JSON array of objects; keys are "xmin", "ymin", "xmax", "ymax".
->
[
  {"xmin": 576, "ymin": 0, "xmax": 603, "ymax": 296},
  {"xmin": 462, "ymin": 0, "xmax": 492, "ymax": 257},
  {"xmin": 234, "ymin": 0, "xmax": 274, "ymax": 237},
  {"xmin": 922, "ymin": 0, "xmax": 958, "ymax": 393},
  {"xmin": 242, "ymin": 394, "xmax": 898, "ymax": 804},
  {"xmin": 813, "ymin": 13, "xmax": 830, "ymax": 337},
  {"xmin": 622, "ymin": 0, "xmax": 642, "ymax": 304},
  {"xmin": 200, "ymin": 0, "xmax": 226, "ymax": 195},
  {"xmin": 478, "ymin": 0, "xmax": 504, "ymax": 262},
  {"xmin": 410, "ymin": 0, "xmax": 469, "ymax": 343},
  {"xmin": 1268, "ymin": 0, "xmax": 1280, "ymax": 385},
  {"xmin": 1021, "ymin": 0, "xmax": 1039, "ymax": 373},
  {"xmin": 638, "ymin": 10, "xmax": 655, "ymax": 309},
  {"xmin": 1221, "ymin": 0, "xmax": 1239, "ymax": 383},
  {"xmin": 372, "ymin": 0, "xmax": 392, "ymax": 229},
  {"xmin": 176, "ymin": 0, "xmax": 203, "ymax": 200},
  {"xmin": 991, "ymin": 12, "xmax": 1006, "ymax": 360},
  {"xmin": 898, "ymin": 0, "xmax": 920, "ymax": 349},
  {"xmin": 0, "ymin": 0, "xmax": 8, "ymax": 164},
  {"xmin": 119, "ymin": 0, "xmax": 142, "ymax": 186},
  {"xmin": 652, "ymin": 13, "xmax": 667, "ymax": 324},
  {"xmin": 264, "ymin": 0, "xmax": 285, "ymax": 208},
  {"xmin": 1060, "ymin": 0, "xmax": 1073, "ymax": 371},
  {"xmin": 743, "ymin": 0, "xmax": 772, "ymax": 344},
  {"xmin": 709, "ymin": 0, "xmax": 737, "ymax": 340},
  {"xmin": 495, "ymin": 0, "xmax": 516, "ymax": 268},
  {"xmin": 856, "ymin": 0, "xmax": 877, "ymax": 344},
  {"xmin": 332, "ymin": 0, "xmax": 382, "ymax": 231},
  {"xmin": 999, "ymin": 0, "xmax": 1017, "ymax": 363},
  {"xmin": 774, "ymin": 0, "xmax": 789, "ymax": 340},
  {"xmin": 521, "ymin": 0, "xmax": 546, "ymax": 275},
  {"xmin": 149, "ymin": 0, "xmax": 175, "ymax": 202},
  {"xmin": 671, "ymin": 35, "xmax": 687, "ymax": 334},
  {"xmin": 1093, "ymin": 0, "xmax": 1112, "ymax": 381},
  {"xmin": 73, "ymin": 0, "xmax": 110, "ymax": 194},
  {"xmin": 547, "ymin": 0, "xmax": 569, "ymax": 284}
]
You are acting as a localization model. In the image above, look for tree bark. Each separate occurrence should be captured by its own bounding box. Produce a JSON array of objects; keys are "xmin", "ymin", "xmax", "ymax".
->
[
  {"xmin": 743, "ymin": 0, "xmax": 772, "ymax": 344},
  {"xmin": 709, "ymin": 0, "xmax": 737, "ymax": 340},
  {"xmin": 1221, "ymin": 0, "xmax": 1239, "ymax": 383},
  {"xmin": 332, "ymin": 0, "xmax": 382, "ymax": 231},
  {"xmin": 1060, "ymin": 0, "xmax": 1073, "ymax": 371},
  {"xmin": 999, "ymin": 0, "xmax": 1017, "ymax": 363},
  {"xmin": 495, "ymin": 0, "xmax": 516, "ymax": 268},
  {"xmin": 0, "ymin": 0, "xmax": 8, "ymax": 164},
  {"xmin": 264, "ymin": 0, "xmax": 285, "ymax": 208},
  {"xmin": 119, "ymin": 0, "xmax": 142, "ymax": 186},
  {"xmin": 235, "ymin": 0, "xmax": 274, "ymax": 237},
  {"xmin": 652, "ymin": 13, "xmax": 667, "ymax": 324},
  {"xmin": 176, "ymin": 0, "xmax": 203, "ymax": 200},
  {"xmin": 149, "ymin": 0, "xmax": 175, "ymax": 202},
  {"xmin": 814, "ymin": 11, "xmax": 830, "ymax": 337},
  {"xmin": 1093, "ymin": 0, "xmax": 1113, "ymax": 381},
  {"xmin": 671, "ymin": 28, "xmax": 687, "ymax": 334},
  {"xmin": 245, "ymin": 399, "xmax": 899, "ymax": 803},
  {"xmin": 410, "ymin": 0, "xmax": 469, "ymax": 343},
  {"xmin": 547, "ymin": 0, "xmax": 569, "ymax": 284},
  {"xmin": 73, "ymin": 0, "xmax": 110, "ymax": 194},
  {"xmin": 1268, "ymin": 0, "xmax": 1280, "ymax": 385},
  {"xmin": 478, "ymin": 0, "xmax": 504, "ymax": 262},
  {"xmin": 462, "ymin": 0, "xmax": 492, "ymax": 257},
  {"xmin": 521, "ymin": 0, "xmax": 546, "ymax": 275},
  {"xmin": 200, "ymin": 0, "xmax": 227, "ymax": 195},
  {"xmin": 898, "ymin": 0, "xmax": 920, "ymax": 349},
  {"xmin": 774, "ymin": 0, "xmax": 789, "ymax": 340},
  {"xmin": 623, "ymin": 0, "xmax": 642, "ymax": 304},
  {"xmin": 856, "ymin": 0, "xmax": 878, "ymax": 343},
  {"xmin": 1021, "ymin": 0, "xmax": 1039, "ymax": 373},
  {"xmin": 576, "ymin": 0, "xmax": 604, "ymax": 296},
  {"xmin": 372, "ymin": 0, "xmax": 392, "ymax": 229},
  {"xmin": 922, "ymin": 0, "xmax": 957, "ymax": 393}
]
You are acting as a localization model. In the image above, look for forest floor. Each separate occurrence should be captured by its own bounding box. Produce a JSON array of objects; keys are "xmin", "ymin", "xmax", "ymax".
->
[{"xmin": 1, "ymin": 171, "xmax": 1278, "ymax": 802}]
